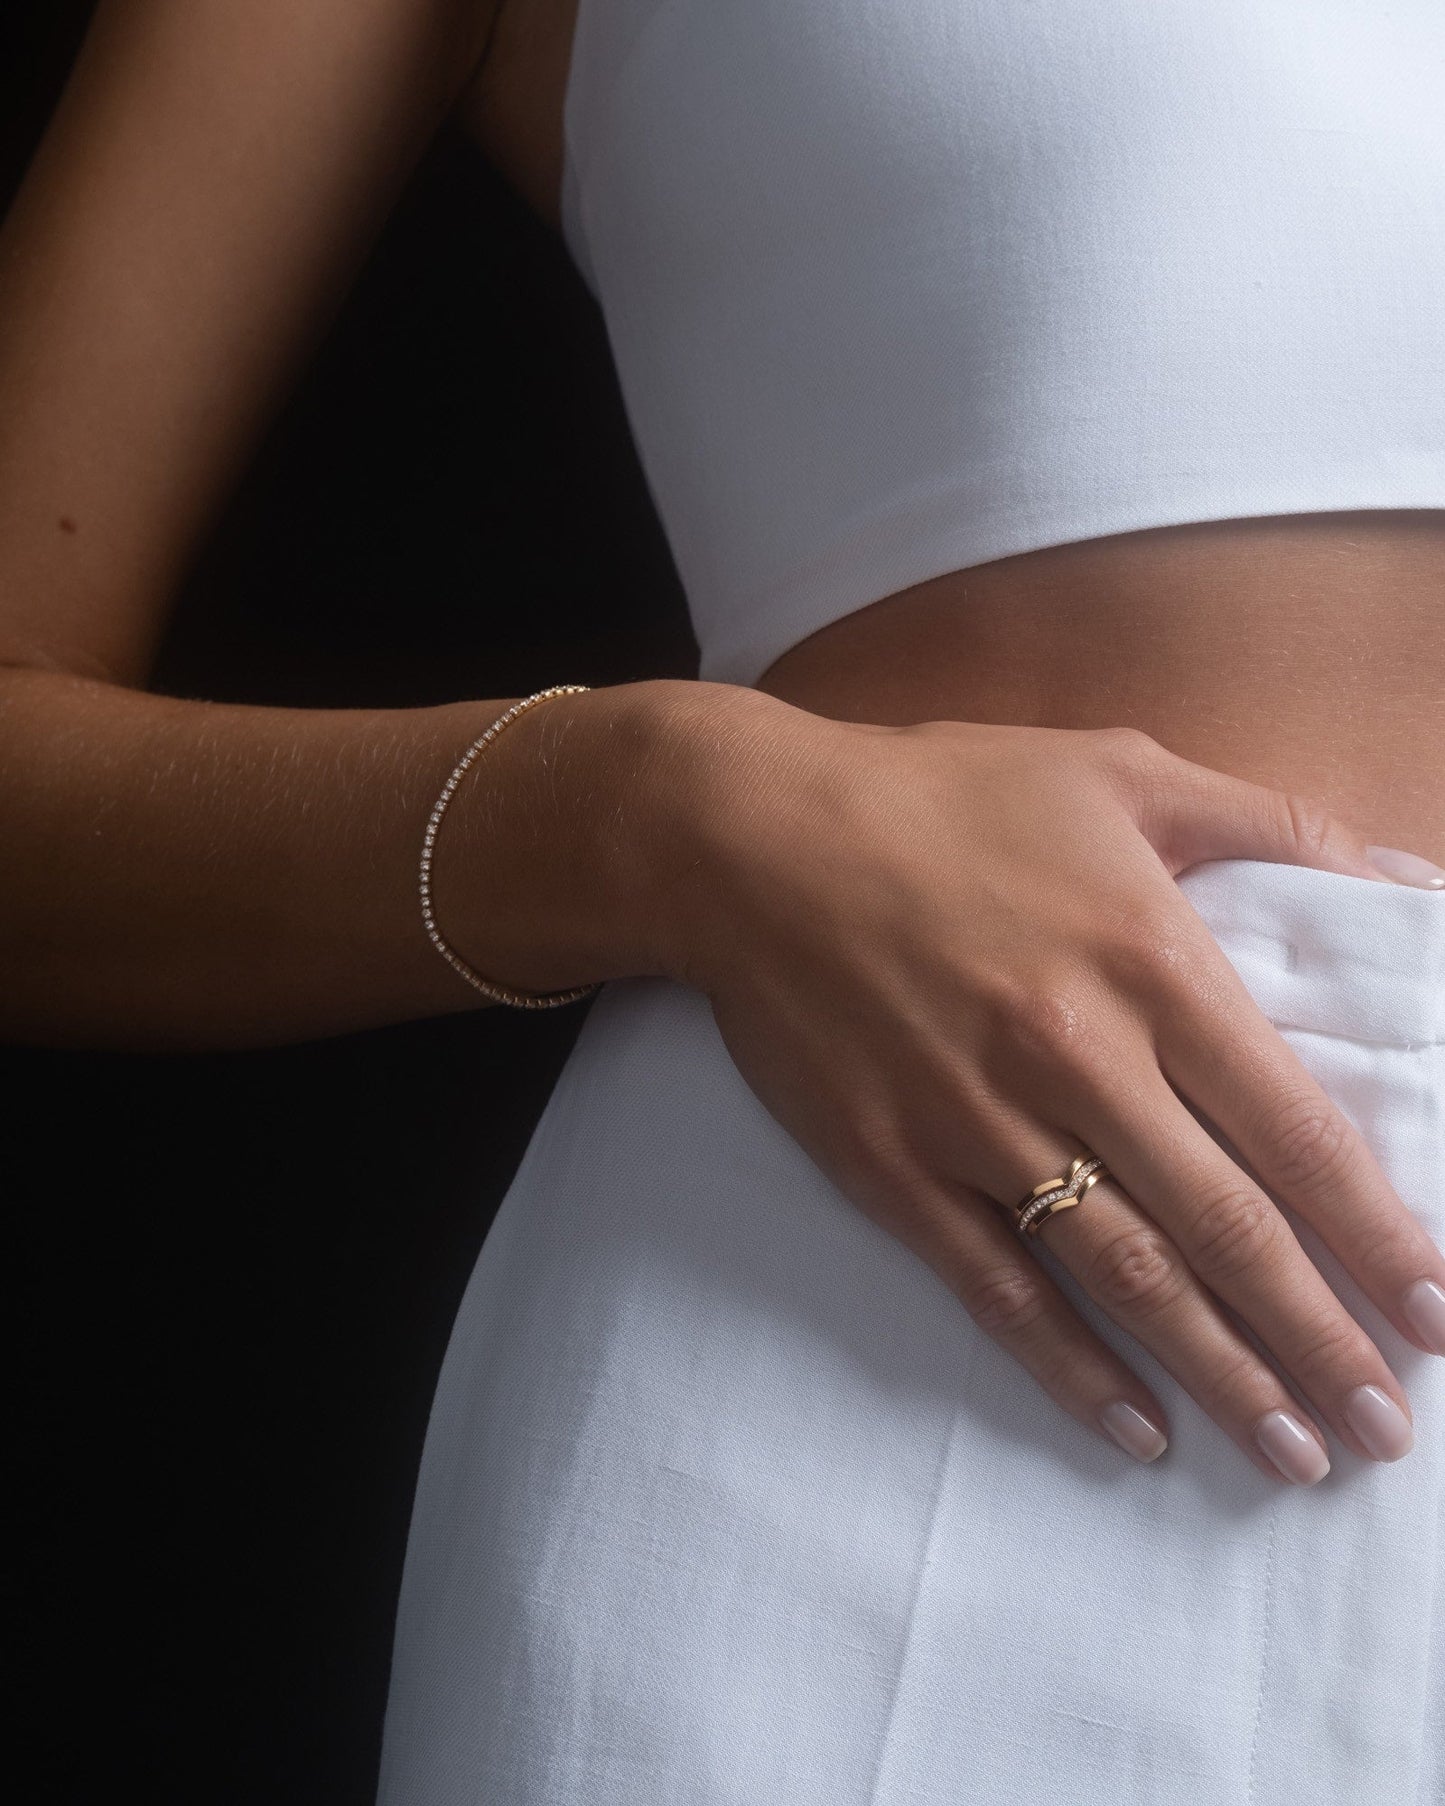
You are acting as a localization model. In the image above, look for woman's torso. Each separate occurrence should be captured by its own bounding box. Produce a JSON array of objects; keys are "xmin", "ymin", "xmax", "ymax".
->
[{"xmin": 458, "ymin": 0, "xmax": 1445, "ymax": 865}]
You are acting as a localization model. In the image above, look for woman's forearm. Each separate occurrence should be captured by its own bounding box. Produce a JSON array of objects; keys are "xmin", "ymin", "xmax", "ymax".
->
[{"xmin": 0, "ymin": 667, "xmax": 747, "ymax": 1051}]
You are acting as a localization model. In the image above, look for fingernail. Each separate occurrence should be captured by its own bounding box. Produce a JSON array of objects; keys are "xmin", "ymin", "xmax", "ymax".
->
[
  {"xmin": 1402, "ymin": 1278, "xmax": 1445, "ymax": 1355},
  {"xmin": 1100, "ymin": 1400, "xmax": 1168, "ymax": 1462},
  {"xmin": 1344, "ymin": 1384, "xmax": 1414, "ymax": 1461},
  {"xmin": 1254, "ymin": 1410, "xmax": 1330, "ymax": 1484},
  {"xmin": 1366, "ymin": 845, "xmax": 1445, "ymax": 889}
]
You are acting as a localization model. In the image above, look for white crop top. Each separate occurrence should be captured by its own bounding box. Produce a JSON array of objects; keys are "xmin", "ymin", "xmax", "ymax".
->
[{"xmin": 559, "ymin": 1, "xmax": 1445, "ymax": 689}]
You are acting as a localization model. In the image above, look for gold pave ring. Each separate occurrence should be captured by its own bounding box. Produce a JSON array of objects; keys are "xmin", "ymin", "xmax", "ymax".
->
[{"xmin": 1012, "ymin": 1154, "xmax": 1110, "ymax": 1239}]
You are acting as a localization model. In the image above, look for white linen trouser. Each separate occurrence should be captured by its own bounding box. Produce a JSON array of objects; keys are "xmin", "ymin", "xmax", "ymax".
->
[{"xmin": 378, "ymin": 858, "xmax": 1445, "ymax": 1805}]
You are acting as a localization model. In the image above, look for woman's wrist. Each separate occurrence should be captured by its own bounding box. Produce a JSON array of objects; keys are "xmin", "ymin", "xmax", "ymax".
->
[{"xmin": 427, "ymin": 676, "xmax": 801, "ymax": 999}]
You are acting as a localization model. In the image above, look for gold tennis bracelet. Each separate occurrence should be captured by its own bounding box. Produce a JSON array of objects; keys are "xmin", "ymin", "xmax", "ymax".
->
[{"xmin": 419, "ymin": 685, "xmax": 602, "ymax": 1009}]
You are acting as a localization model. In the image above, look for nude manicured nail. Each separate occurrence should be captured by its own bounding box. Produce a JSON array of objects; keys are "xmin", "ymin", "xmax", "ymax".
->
[
  {"xmin": 1254, "ymin": 1410, "xmax": 1330, "ymax": 1485},
  {"xmin": 1100, "ymin": 1401, "xmax": 1168, "ymax": 1462},
  {"xmin": 1344, "ymin": 1385, "xmax": 1413, "ymax": 1461},
  {"xmin": 1402, "ymin": 1278, "xmax": 1445, "ymax": 1355},
  {"xmin": 1366, "ymin": 845, "xmax": 1445, "ymax": 889}
]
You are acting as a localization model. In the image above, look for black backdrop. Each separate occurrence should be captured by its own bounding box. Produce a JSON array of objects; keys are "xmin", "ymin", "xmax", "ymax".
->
[{"xmin": 6, "ymin": 9, "xmax": 698, "ymax": 1799}]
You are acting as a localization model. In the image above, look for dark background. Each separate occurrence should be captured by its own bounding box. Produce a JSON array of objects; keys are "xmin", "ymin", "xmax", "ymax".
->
[{"xmin": 6, "ymin": 7, "xmax": 697, "ymax": 1799}]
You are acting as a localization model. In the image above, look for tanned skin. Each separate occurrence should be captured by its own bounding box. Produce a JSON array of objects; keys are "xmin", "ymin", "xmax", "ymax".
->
[{"xmin": 2, "ymin": 0, "xmax": 1441, "ymax": 1482}]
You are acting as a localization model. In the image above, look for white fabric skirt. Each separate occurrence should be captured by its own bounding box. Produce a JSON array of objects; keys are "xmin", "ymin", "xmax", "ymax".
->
[{"xmin": 377, "ymin": 857, "xmax": 1445, "ymax": 1804}]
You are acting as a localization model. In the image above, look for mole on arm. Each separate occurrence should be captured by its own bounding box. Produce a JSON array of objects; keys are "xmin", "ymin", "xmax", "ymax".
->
[{"xmin": 58, "ymin": 516, "xmax": 77, "ymax": 534}]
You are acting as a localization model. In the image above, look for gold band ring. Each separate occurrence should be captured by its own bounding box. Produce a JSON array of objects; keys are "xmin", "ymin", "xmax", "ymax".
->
[{"xmin": 1012, "ymin": 1154, "xmax": 1110, "ymax": 1238}]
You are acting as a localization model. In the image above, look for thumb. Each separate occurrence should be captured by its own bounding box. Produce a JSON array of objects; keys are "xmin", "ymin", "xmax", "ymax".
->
[{"xmin": 1127, "ymin": 753, "xmax": 1445, "ymax": 890}]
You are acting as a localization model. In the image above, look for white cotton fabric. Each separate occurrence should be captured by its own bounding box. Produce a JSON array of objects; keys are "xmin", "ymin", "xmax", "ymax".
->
[
  {"xmin": 377, "ymin": 860, "xmax": 1445, "ymax": 1804},
  {"xmin": 557, "ymin": 0, "xmax": 1445, "ymax": 688}
]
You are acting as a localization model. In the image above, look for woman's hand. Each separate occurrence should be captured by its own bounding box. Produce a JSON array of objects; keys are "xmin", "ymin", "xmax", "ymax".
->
[{"xmin": 658, "ymin": 689, "xmax": 1445, "ymax": 1484}]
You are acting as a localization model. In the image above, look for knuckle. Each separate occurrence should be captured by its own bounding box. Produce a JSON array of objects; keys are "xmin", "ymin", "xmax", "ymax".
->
[
  {"xmin": 1287, "ymin": 1314, "xmax": 1369, "ymax": 1387},
  {"xmin": 1009, "ymin": 984, "xmax": 1093, "ymax": 1067},
  {"xmin": 1083, "ymin": 726, "xmax": 1185, "ymax": 806},
  {"xmin": 1101, "ymin": 900, "xmax": 1198, "ymax": 997},
  {"xmin": 840, "ymin": 1101, "xmax": 907, "ymax": 1170},
  {"xmin": 1280, "ymin": 790, "xmax": 1338, "ymax": 864},
  {"xmin": 963, "ymin": 1265, "xmax": 1051, "ymax": 1341},
  {"xmin": 1193, "ymin": 1343, "xmax": 1270, "ymax": 1418},
  {"xmin": 1361, "ymin": 1214, "xmax": 1432, "ymax": 1280},
  {"xmin": 1089, "ymin": 724, "xmax": 1165, "ymax": 765},
  {"xmin": 1086, "ymin": 1223, "xmax": 1185, "ymax": 1319},
  {"xmin": 1185, "ymin": 1181, "xmax": 1280, "ymax": 1284},
  {"xmin": 837, "ymin": 1110, "xmax": 917, "ymax": 1202},
  {"xmin": 1030, "ymin": 1342, "xmax": 1092, "ymax": 1405},
  {"xmin": 1264, "ymin": 1093, "xmax": 1355, "ymax": 1196}
]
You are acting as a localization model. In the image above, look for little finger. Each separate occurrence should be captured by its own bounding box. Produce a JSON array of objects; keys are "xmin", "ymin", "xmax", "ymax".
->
[{"xmin": 899, "ymin": 1171, "xmax": 1172, "ymax": 1464}]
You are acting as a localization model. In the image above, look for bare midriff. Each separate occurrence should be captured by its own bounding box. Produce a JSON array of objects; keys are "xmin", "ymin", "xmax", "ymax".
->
[{"xmin": 752, "ymin": 510, "xmax": 1445, "ymax": 869}]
